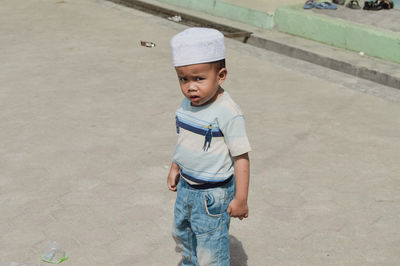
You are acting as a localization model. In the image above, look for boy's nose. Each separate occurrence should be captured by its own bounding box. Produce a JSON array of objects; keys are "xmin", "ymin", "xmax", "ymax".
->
[{"xmin": 188, "ymin": 82, "xmax": 198, "ymax": 91}]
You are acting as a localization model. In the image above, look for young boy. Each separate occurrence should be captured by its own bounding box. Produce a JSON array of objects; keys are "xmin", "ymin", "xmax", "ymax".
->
[{"xmin": 167, "ymin": 27, "xmax": 251, "ymax": 266}]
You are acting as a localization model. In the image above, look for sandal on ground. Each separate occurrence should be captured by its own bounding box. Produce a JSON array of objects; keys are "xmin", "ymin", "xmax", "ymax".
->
[
  {"xmin": 333, "ymin": 0, "xmax": 345, "ymax": 5},
  {"xmin": 346, "ymin": 0, "xmax": 361, "ymax": 9},
  {"xmin": 380, "ymin": 0, "xmax": 394, "ymax": 9},
  {"xmin": 363, "ymin": 0, "xmax": 383, "ymax": 10},
  {"xmin": 304, "ymin": 0, "xmax": 314, "ymax": 9},
  {"xmin": 314, "ymin": 1, "xmax": 338, "ymax": 9}
]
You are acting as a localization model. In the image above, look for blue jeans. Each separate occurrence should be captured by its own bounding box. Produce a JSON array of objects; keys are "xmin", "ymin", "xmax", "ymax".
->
[{"xmin": 172, "ymin": 177, "xmax": 235, "ymax": 266}]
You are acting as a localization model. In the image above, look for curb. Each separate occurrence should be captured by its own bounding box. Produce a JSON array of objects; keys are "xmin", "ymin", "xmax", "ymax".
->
[
  {"xmin": 247, "ymin": 33, "xmax": 400, "ymax": 89},
  {"xmin": 275, "ymin": 5, "xmax": 400, "ymax": 65}
]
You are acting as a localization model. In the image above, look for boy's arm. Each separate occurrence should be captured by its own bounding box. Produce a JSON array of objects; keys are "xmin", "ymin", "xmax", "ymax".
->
[
  {"xmin": 227, "ymin": 153, "xmax": 250, "ymax": 220},
  {"xmin": 167, "ymin": 161, "xmax": 180, "ymax": 192}
]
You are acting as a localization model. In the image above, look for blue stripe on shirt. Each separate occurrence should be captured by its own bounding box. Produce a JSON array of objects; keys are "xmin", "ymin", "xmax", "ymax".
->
[{"xmin": 176, "ymin": 116, "xmax": 224, "ymax": 137}]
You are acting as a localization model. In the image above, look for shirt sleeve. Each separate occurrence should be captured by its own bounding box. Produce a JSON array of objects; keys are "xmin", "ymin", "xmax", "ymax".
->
[{"xmin": 221, "ymin": 115, "xmax": 251, "ymax": 157}]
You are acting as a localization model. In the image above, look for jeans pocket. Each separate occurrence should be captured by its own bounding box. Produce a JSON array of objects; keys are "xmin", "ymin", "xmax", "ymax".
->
[
  {"xmin": 192, "ymin": 189, "xmax": 226, "ymax": 236},
  {"xmin": 203, "ymin": 190, "xmax": 225, "ymax": 217}
]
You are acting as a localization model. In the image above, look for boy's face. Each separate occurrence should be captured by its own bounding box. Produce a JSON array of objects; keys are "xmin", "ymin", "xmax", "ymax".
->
[{"xmin": 175, "ymin": 62, "xmax": 227, "ymax": 107}]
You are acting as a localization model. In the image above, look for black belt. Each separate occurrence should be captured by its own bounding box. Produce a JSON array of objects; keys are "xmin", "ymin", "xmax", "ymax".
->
[{"xmin": 187, "ymin": 175, "xmax": 233, "ymax": 189}]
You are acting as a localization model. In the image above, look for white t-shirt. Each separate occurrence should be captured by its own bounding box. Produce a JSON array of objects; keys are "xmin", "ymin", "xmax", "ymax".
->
[{"xmin": 173, "ymin": 92, "xmax": 251, "ymax": 184}]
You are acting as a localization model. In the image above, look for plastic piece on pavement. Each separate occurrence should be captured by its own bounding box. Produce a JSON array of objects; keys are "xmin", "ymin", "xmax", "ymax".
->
[
  {"xmin": 41, "ymin": 241, "xmax": 68, "ymax": 264},
  {"xmin": 140, "ymin": 41, "xmax": 156, "ymax": 47}
]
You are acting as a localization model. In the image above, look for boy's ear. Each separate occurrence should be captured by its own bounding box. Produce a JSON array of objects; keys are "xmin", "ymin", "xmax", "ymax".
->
[{"xmin": 217, "ymin": 68, "xmax": 227, "ymax": 85}]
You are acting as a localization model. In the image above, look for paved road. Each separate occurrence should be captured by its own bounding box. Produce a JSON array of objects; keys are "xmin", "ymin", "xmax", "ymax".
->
[{"xmin": 1, "ymin": 0, "xmax": 400, "ymax": 265}]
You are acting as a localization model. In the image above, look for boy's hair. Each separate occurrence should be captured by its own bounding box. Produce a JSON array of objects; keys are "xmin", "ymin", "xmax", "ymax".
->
[{"xmin": 212, "ymin": 59, "xmax": 226, "ymax": 71}]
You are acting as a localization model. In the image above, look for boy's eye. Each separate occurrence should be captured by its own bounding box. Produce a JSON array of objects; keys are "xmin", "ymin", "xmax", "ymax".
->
[
  {"xmin": 179, "ymin": 77, "xmax": 187, "ymax": 82},
  {"xmin": 196, "ymin": 77, "xmax": 205, "ymax": 81}
]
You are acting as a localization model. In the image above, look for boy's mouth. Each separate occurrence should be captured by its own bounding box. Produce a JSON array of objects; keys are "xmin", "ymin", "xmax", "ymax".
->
[{"xmin": 190, "ymin": 95, "xmax": 200, "ymax": 101}]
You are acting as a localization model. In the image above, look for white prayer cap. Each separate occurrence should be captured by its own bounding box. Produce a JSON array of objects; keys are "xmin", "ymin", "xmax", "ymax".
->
[{"xmin": 170, "ymin": 27, "xmax": 225, "ymax": 67}]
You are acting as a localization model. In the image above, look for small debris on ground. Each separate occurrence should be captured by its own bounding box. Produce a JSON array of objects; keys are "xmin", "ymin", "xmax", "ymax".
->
[
  {"xmin": 140, "ymin": 41, "xmax": 156, "ymax": 48},
  {"xmin": 168, "ymin": 15, "xmax": 182, "ymax": 22},
  {"xmin": 41, "ymin": 241, "xmax": 68, "ymax": 264}
]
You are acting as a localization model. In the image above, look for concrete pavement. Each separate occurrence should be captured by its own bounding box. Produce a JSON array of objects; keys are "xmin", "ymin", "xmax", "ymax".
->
[{"xmin": 1, "ymin": 0, "xmax": 400, "ymax": 265}]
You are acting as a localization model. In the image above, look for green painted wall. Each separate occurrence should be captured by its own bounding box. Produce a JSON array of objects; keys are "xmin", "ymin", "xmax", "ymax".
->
[
  {"xmin": 394, "ymin": 0, "xmax": 400, "ymax": 9},
  {"xmin": 155, "ymin": 0, "xmax": 274, "ymax": 29},
  {"xmin": 275, "ymin": 5, "xmax": 400, "ymax": 64}
]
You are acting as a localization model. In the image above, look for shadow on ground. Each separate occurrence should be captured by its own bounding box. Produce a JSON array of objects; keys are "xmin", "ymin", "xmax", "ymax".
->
[
  {"xmin": 175, "ymin": 235, "xmax": 247, "ymax": 265},
  {"xmin": 230, "ymin": 235, "xmax": 248, "ymax": 266}
]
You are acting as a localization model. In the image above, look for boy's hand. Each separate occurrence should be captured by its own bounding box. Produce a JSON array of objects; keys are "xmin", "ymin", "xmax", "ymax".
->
[
  {"xmin": 228, "ymin": 153, "xmax": 250, "ymax": 220},
  {"xmin": 227, "ymin": 198, "xmax": 248, "ymax": 220},
  {"xmin": 167, "ymin": 162, "xmax": 180, "ymax": 192}
]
